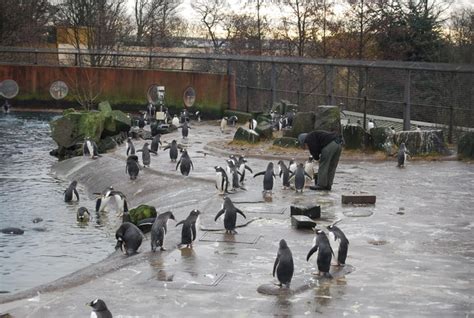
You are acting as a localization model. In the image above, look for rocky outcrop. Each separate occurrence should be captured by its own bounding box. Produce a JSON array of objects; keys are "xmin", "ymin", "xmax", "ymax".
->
[
  {"xmin": 233, "ymin": 127, "xmax": 260, "ymax": 143},
  {"xmin": 458, "ymin": 132, "xmax": 474, "ymax": 159},
  {"xmin": 314, "ymin": 105, "xmax": 340, "ymax": 132},
  {"xmin": 284, "ymin": 111, "xmax": 315, "ymax": 138},
  {"xmin": 343, "ymin": 125, "xmax": 367, "ymax": 149},
  {"xmin": 255, "ymin": 121, "xmax": 273, "ymax": 139},
  {"xmin": 224, "ymin": 110, "xmax": 253, "ymax": 124},
  {"xmin": 395, "ymin": 130, "xmax": 449, "ymax": 155},
  {"xmin": 273, "ymin": 137, "xmax": 299, "ymax": 148},
  {"xmin": 127, "ymin": 204, "xmax": 158, "ymax": 225}
]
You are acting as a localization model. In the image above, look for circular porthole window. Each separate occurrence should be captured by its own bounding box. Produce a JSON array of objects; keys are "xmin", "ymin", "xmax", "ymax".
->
[
  {"xmin": 183, "ymin": 86, "xmax": 196, "ymax": 107},
  {"xmin": 147, "ymin": 84, "xmax": 165, "ymax": 105},
  {"xmin": 0, "ymin": 79, "xmax": 19, "ymax": 99},
  {"xmin": 50, "ymin": 80, "xmax": 69, "ymax": 100}
]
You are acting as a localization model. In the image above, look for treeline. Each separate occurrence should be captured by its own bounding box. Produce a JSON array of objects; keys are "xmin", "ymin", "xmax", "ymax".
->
[{"xmin": 0, "ymin": 0, "xmax": 472, "ymax": 64}]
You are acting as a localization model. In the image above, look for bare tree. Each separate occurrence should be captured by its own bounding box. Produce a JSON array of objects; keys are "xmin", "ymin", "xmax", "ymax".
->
[{"xmin": 448, "ymin": 8, "xmax": 473, "ymax": 63}]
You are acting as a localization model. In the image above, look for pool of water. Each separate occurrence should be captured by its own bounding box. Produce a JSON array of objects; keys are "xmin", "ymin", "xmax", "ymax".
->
[{"xmin": 0, "ymin": 112, "xmax": 115, "ymax": 294}]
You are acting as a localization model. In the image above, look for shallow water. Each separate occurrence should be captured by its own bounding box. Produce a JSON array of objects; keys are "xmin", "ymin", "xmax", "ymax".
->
[{"xmin": 0, "ymin": 112, "xmax": 115, "ymax": 293}]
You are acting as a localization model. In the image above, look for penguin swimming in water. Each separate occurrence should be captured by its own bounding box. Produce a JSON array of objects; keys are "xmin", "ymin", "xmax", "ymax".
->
[
  {"xmin": 163, "ymin": 140, "xmax": 182, "ymax": 162},
  {"xmin": 115, "ymin": 222, "xmax": 143, "ymax": 255},
  {"xmin": 180, "ymin": 121, "xmax": 191, "ymax": 139},
  {"xmin": 83, "ymin": 137, "xmax": 100, "ymax": 159},
  {"xmin": 137, "ymin": 142, "xmax": 156, "ymax": 167},
  {"xmin": 176, "ymin": 209, "xmax": 200, "ymax": 248},
  {"xmin": 289, "ymin": 163, "xmax": 312, "ymax": 192},
  {"xmin": 214, "ymin": 197, "xmax": 246, "ymax": 234},
  {"xmin": 126, "ymin": 155, "xmax": 140, "ymax": 180},
  {"xmin": 273, "ymin": 239, "xmax": 294, "ymax": 288},
  {"xmin": 176, "ymin": 149, "xmax": 194, "ymax": 176},
  {"xmin": 214, "ymin": 166, "xmax": 230, "ymax": 195},
  {"xmin": 126, "ymin": 137, "xmax": 135, "ymax": 156},
  {"xmin": 236, "ymin": 155, "xmax": 252, "ymax": 184},
  {"xmin": 64, "ymin": 180, "xmax": 80, "ymax": 202},
  {"xmin": 327, "ymin": 224, "xmax": 349, "ymax": 266},
  {"xmin": 248, "ymin": 118, "xmax": 257, "ymax": 130},
  {"xmin": 150, "ymin": 211, "xmax": 176, "ymax": 252},
  {"xmin": 87, "ymin": 298, "xmax": 112, "ymax": 318},
  {"xmin": 220, "ymin": 117, "xmax": 228, "ymax": 132},
  {"xmin": 150, "ymin": 134, "xmax": 162, "ymax": 153},
  {"xmin": 253, "ymin": 162, "xmax": 276, "ymax": 195},
  {"xmin": 95, "ymin": 186, "xmax": 129, "ymax": 215},
  {"xmin": 277, "ymin": 160, "xmax": 291, "ymax": 189},
  {"xmin": 397, "ymin": 142, "xmax": 409, "ymax": 168},
  {"xmin": 307, "ymin": 229, "xmax": 334, "ymax": 277},
  {"xmin": 77, "ymin": 207, "xmax": 91, "ymax": 222}
]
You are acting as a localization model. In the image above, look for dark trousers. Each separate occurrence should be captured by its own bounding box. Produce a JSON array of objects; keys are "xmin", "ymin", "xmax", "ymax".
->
[{"xmin": 317, "ymin": 140, "xmax": 342, "ymax": 189}]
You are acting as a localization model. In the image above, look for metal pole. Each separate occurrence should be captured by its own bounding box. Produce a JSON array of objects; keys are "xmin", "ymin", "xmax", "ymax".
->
[
  {"xmin": 363, "ymin": 67, "xmax": 368, "ymax": 131},
  {"xmin": 345, "ymin": 67, "xmax": 350, "ymax": 108},
  {"xmin": 297, "ymin": 64, "xmax": 302, "ymax": 106},
  {"xmin": 327, "ymin": 65, "xmax": 335, "ymax": 105},
  {"xmin": 403, "ymin": 70, "xmax": 411, "ymax": 131},
  {"xmin": 271, "ymin": 62, "xmax": 276, "ymax": 107},
  {"xmin": 448, "ymin": 73, "xmax": 455, "ymax": 144},
  {"xmin": 246, "ymin": 60, "xmax": 250, "ymax": 113},
  {"xmin": 148, "ymin": 54, "xmax": 152, "ymax": 69},
  {"xmin": 181, "ymin": 57, "xmax": 185, "ymax": 71},
  {"xmin": 227, "ymin": 59, "xmax": 232, "ymax": 110}
]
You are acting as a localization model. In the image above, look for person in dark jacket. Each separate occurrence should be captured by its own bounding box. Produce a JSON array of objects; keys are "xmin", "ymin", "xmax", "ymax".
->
[{"xmin": 298, "ymin": 131, "xmax": 342, "ymax": 191}]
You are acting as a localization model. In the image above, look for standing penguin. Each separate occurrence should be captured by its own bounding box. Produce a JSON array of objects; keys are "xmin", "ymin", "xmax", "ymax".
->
[
  {"xmin": 307, "ymin": 229, "xmax": 334, "ymax": 277},
  {"xmin": 273, "ymin": 239, "xmax": 294, "ymax": 288},
  {"xmin": 176, "ymin": 209, "xmax": 200, "ymax": 248},
  {"xmin": 228, "ymin": 115, "xmax": 238, "ymax": 126},
  {"xmin": 87, "ymin": 298, "xmax": 112, "ymax": 318},
  {"xmin": 151, "ymin": 211, "xmax": 176, "ymax": 252},
  {"xmin": 288, "ymin": 158, "xmax": 297, "ymax": 174},
  {"xmin": 180, "ymin": 121, "xmax": 191, "ymax": 139},
  {"xmin": 115, "ymin": 222, "xmax": 143, "ymax": 255},
  {"xmin": 397, "ymin": 142, "xmax": 409, "ymax": 168},
  {"xmin": 248, "ymin": 118, "xmax": 257, "ymax": 130},
  {"xmin": 150, "ymin": 134, "xmax": 162, "ymax": 153},
  {"xmin": 137, "ymin": 142, "xmax": 157, "ymax": 167},
  {"xmin": 171, "ymin": 115, "xmax": 180, "ymax": 127},
  {"xmin": 163, "ymin": 140, "xmax": 181, "ymax": 162},
  {"xmin": 289, "ymin": 163, "xmax": 312, "ymax": 192},
  {"xmin": 277, "ymin": 160, "xmax": 291, "ymax": 189},
  {"xmin": 220, "ymin": 117, "xmax": 228, "ymax": 132},
  {"xmin": 304, "ymin": 156, "xmax": 315, "ymax": 180},
  {"xmin": 236, "ymin": 155, "xmax": 253, "ymax": 184},
  {"xmin": 83, "ymin": 137, "xmax": 100, "ymax": 159},
  {"xmin": 77, "ymin": 207, "xmax": 91, "ymax": 222},
  {"xmin": 125, "ymin": 155, "xmax": 140, "ymax": 180},
  {"xmin": 126, "ymin": 137, "xmax": 135, "ymax": 156},
  {"xmin": 64, "ymin": 180, "xmax": 80, "ymax": 202},
  {"xmin": 253, "ymin": 162, "xmax": 276, "ymax": 194},
  {"xmin": 327, "ymin": 224, "xmax": 349, "ymax": 266},
  {"xmin": 214, "ymin": 166, "xmax": 230, "ymax": 195},
  {"xmin": 214, "ymin": 197, "xmax": 246, "ymax": 234},
  {"xmin": 176, "ymin": 149, "xmax": 194, "ymax": 176},
  {"xmin": 95, "ymin": 186, "xmax": 129, "ymax": 215},
  {"xmin": 226, "ymin": 159, "xmax": 242, "ymax": 191}
]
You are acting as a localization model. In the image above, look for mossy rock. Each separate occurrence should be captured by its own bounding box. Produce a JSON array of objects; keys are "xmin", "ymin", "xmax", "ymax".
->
[
  {"xmin": 224, "ymin": 110, "xmax": 253, "ymax": 124},
  {"xmin": 234, "ymin": 127, "xmax": 260, "ymax": 143},
  {"xmin": 395, "ymin": 130, "xmax": 449, "ymax": 155},
  {"xmin": 273, "ymin": 137, "xmax": 299, "ymax": 148},
  {"xmin": 128, "ymin": 205, "xmax": 157, "ymax": 225},
  {"xmin": 98, "ymin": 101, "xmax": 112, "ymax": 113},
  {"xmin": 370, "ymin": 127, "xmax": 390, "ymax": 151},
  {"xmin": 63, "ymin": 108, "xmax": 76, "ymax": 116},
  {"xmin": 257, "ymin": 114, "xmax": 271, "ymax": 123},
  {"xmin": 255, "ymin": 121, "xmax": 273, "ymax": 140},
  {"xmin": 284, "ymin": 111, "xmax": 315, "ymax": 138},
  {"xmin": 343, "ymin": 125, "xmax": 366, "ymax": 149},
  {"xmin": 97, "ymin": 136, "xmax": 118, "ymax": 153},
  {"xmin": 314, "ymin": 105, "xmax": 341, "ymax": 132},
  {"xmin": 458, "ymin": 132, "xmax": 474, "ymax": 159},
  {"xmin": 50, "ymin": 111, "xmax": 105, "ymax": 148},
  {"xmin": 103, "ymin": 110, "xmax": 132, "ymax": 137}
]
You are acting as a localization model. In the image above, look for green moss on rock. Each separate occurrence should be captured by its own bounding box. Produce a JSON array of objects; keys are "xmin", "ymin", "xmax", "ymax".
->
[
  {"xmin": 458, "ymin": 132, "xmax": 474, "ymax": 159},
  {"xmin": 128, "ymin": 205, "xmax": 157, "ymax": 225},
  {"xmin": 285, "ymin": 112, "xmax": 315, "ymax": 138},
  {"xmin": 314, "ymin": 105, "xmax": 341, "ymax": 132},
  {"xmin": 343, "ymin": 125, "xmax": 366, "ymax": 149},
  {"xmin": 224, "ymin": 110, "xmax": 253, "ymax": 123},
  {"xmin": 234, "ymin": 127, "xmax": 260, "ymax": 143},
  {"xmin": 98, "ymin": 101, "xmax": 113, "ymax": 113},
  {"xmin": 273, "ymin": 137, "xmax": 300, "ymax": 148},
  {"xmin": 255, "ymin": 121, "xmax": 273, "ymax": 139}
]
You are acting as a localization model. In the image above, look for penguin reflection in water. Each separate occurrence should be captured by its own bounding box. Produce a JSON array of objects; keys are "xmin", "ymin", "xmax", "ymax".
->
[
  {"xmin": 214, "ymin": 197, "xmax": 246, "ymax": 234},
  {"xmin": 87, "ymin": 298, "xmax": 112, "ymax": 318},
  {"xmin": 64, "ymin": 180, "xmax": 79, "ymax": 202},
  {"xmin": 176, "ymin": 209, "xmax": 200, "ymax": 248},
  {"xmin": 115, "ymin": 222, "xmax": 143, "ymax": 255},
  {"xmin": 150, "ymin": 211, "xmax": 176, "ymax": 252},
  {"xmin": 307, "ymin": 229, "xmax": 335, "ymax": 278},
  {"xmin": 273, "ymin": 239, "xmax": 294, "ymax": 288}
]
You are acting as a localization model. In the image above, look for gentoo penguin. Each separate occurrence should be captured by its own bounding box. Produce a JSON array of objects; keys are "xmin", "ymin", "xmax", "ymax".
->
[
  {"xmin": 397, "ymin": 142, "xmax": 409, "ymax": 168},
  {"xmin": 248, "ymin": 118, "xmax": 257, "ymax": 130},
  {"xmin": 228, "ymin": 115, "xmax": 238, "ymax": 126},
  {"xmin": 77, "ymin": 207, "xmax": 91, "ymax": 222},
  {"xmin": 176, "ymin": 209, "xmax": 200, "ymax": 248},
  {"xmin": 214, "ymin": 166, "xmax": 230, "ymax": 195},
  {"xmin": 304, "ymin": 156, "xmax": 315, "ymax": 180},
  {"xmin": 151, "ymin": 211, "xmax": 176, "ymax": 252},
  {"xmin": 180, "ymin": 121, "xmax": 191, "ymax": 139},
  {"xmin": 307, "ymin": 229, "xmax": 334, "ymax": 277},
  {"xmin": 115, "ymin": 222, "xmax": 143, "ymax": 255},
  {"xmin": 163, "ymin": 140, "xmax": 181, "ymax": 162},
  {"xmin": 253, "ymin": 162, "xmax": 276, "ymax": 194},
  {"xmin": 126, "ymin": 155, "xmax": 140, "ymax": 179},
  {"xmin": 95, "ymin": 186, "xmax": 129, "ymax": 215},
  {"xmin": 176, "ymin": 149, "xmax": 193, "ymax": 176},
  {"xmin": 290, "ymin": 163, "xmax": 312, "ymax": 192},
  {"xmin": 171, "ymin": 115, "xmax": 180, "ymax": 127},
  {"xmin": 236, "ymin": 155, "xmax": 253, "ymax": 184},
  {"xmin": 87, "ymin": 298, "xmax": 112, "ymax": 318},
  {"xmin": 64, "ymin": 180, "xmax": 79, "ymax": 202},
  {"xmin": 226, "ymin": 159, "xmax": 241, "ymax": 191},
  {"xmin": 416, "ymin": 125, "xmax": 422, "ymax": 132},
  {"xmin": 138, "ymin": 113, "xmax": 146, "ymax": 129},
  {"xmin": 286, "ymin": 111, "xmax": 294, "ymax": 127},
  {"xmin": 126, "ymin": 137, "xmax": 135, "ymax": 156},
  {"xmin": 83, "ymin": 137, "xmax": 100, "ymax": 159},
  {"xmin": 137, "ymin": 142, "xmax": 156, "ymax": 167},
  {"xmin": 214, "ymin": 197, "xmax": 246, "ymax": 234},
  {"xmin": 195, "ymin": 111, "xmax": 201, "ymax": 122},
  {"xmin": 288, "ymin": 158, "xmax": 297, "ymax": 174},
  {"xmin": 327, "ymin": 224, "xmax": 349, "ymax": 266},
  {"xmin": 277, "ymin": 160, "xmax": 291, "ymax": 189},
  {"xmin": 150, "ymin": 134, "xmax": 162, "ymax": 153},
  {"xmin": 367, "ymin": 118, "xmax": 375, "ymax": 131},
  {"xmin": 220, "ymin": 117, "xmax": 228, "ymax": 132},
  {"xmin": 273, "ymin": 239, "xmax": 294, "ymax": 288}
]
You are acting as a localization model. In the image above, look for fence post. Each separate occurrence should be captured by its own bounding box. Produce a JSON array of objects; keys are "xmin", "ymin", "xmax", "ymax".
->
[
  {"xmin": 246, "ymin": 60, "xmax": 250, "ymax": 113},
  {"xmin": 403, "ymin": 70, "xmax": 411, "ymax": 131},
  {"xmin": 297, "ymin": 63, "xmax": 302, "ymax": 106},
  {"xmin": 181, "ymin": 57, "xmax": 185, "ymax": 71},
  {"xmin": 148, "ymin": 53, "xmax": 152, "ymax": 69},
  {"xmin": 271, "ymin": 62, "xmax": 276, "ymax": 107},
  {"xmin": 34, "ymin": 50, "xmax": 38, "ymax": 65},
  {"xmin": 74, "ymin": 53, "xmax": 78, "ymax": 66},
  {"xmin": 327, "ymin": 65, "xmax": 335, "ymax": 105},
  {"xmin": 345, "ymin": 67, "xmax": 350, "ymax": 108},
  {"xmin": 227, "ymin": 60, "xmax": 232, "ymax": 110},
  {"xmin": 448, "ymin": 72, "xmax": 455, "ymax": 144},
  {"xmin": 363, "ymin": 67, "xmax": 368, "ymax": 131}
]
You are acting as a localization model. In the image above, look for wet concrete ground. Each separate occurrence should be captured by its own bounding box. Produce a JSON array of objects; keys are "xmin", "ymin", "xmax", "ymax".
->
[{"xmin": 1, "ymin": 122, "xmax": 473, "ymax": 317}]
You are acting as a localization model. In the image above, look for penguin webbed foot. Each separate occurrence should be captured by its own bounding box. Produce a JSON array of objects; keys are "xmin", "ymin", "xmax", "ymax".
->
[{"xmin": 160, "ymin": 247, "xmax": 167, "ymax": 251}]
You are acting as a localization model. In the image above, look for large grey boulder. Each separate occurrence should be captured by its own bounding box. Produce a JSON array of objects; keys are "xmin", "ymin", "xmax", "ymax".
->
[
  {"xmin": 458, "ymin": 132, "xmax": 474, "ymax": 159},
  {"xmin": 103, "ymin": 110, "xmax": 132, "ymax": 137},
  {"xmin": 343, "ymin": 125, "xmax": 367, "ymax": 149},
  {"xmin": 395, "ymin": 130, "xmax": 449, "ymax": 155},
  {"xmin": 234, "ymin": 127, "xmax": 260, "ymax": 143},
  {"xmin": 255, "ymin": 121, "xmax": 273, "ymax": 139},
  {"xmin": 314, "ymin": 105, "xmax": 341, "ymax": 132},
  {"xmin": 284, "ymin": 111, "xmax": 315, "ymax": 138}
]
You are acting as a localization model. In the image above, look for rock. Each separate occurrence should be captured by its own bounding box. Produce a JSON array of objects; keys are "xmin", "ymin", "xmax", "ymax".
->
[
  {"xmin": 343, "ymin": 125, "xmax": 367, "ymax": 149},
  {"xmin": 342, "ymin": 194, "xmax": 376, "ymax": 204},
  {"xmin": 370, "ymin": 127, "xmax": 391, "ymax": 151},
  {"xmin": 98, "ymin": 101, "xmax": 112, "ymax": 113},
  {"xmin": 103, "ymin": 110, "xmax": 132, "ymax": 137},
  {"xmin": 257, "ymin": 114, "xmax": 271, "ymax": 123},
  {"xmin": 151, "ymin": 122, "xmax": 177, "ymax": 136},
  {"xmin": 284, "ymin": 111, "xmax": 315, "ymax": 138},
  {"xmin": 458, "ymin": 132, "xmax": 474, "ymax": 159},
  {"xmin": 291, "ymin": 215, "xmax": 317, "ymax": 229},
  {"xmin": 290, "ymin": 205, "xmax": 321, "ymax": 219},
  {"xmin": 255, "ymin": 121, "xmax": 273, "ymax": 139},
  {"xmin": 128, "ymin": 205, "xmax": 157, "ymax": 225},
  {"xmin": 273, "ymin": 100, "xmax": 298, "ymax": 114},
  {"xmin": 314, "ymin": 105, "xmax": 341, "ymax": 132},
  {"xmin": 224, "ymin": 110, "xmax": 253, "ymax": 124},
  {"xmin": 234, "ymin": 127, "xmax": 260, "ymax": 143},
  {"xmin": 50, "ymin": 111, "xmax": 105, "ymax": 148},
  {"xmin": 97, "ymin": 136, "xmax": 118, "ymax": 153},
  {"xmin": 273, "ymin": 137, "xmax": 299, "ymax": 148},
  {"xmin": 395, "ymin": 130, "xmax": 449, "ymax": 155}
]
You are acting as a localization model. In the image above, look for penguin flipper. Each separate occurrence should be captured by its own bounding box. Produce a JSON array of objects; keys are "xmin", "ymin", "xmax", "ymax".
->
[
  {"xmin": 214, "ymin": 209, "xmax": 225, "ymax": 222},
  {"xmin": 253, "ymin": 171, "xmax": 265, "ymax": 178},
  {"xmin": 95, "ymin": 198, "xmax": 102, "ymax": 212},
  {"xmin": 306, "ymin": 244, "xmax": 319, "ymax": 261},
  {"xmin": 74, "ymin": 189, "xmax": 80, "ymax": 201},
  {"xmin": 245, "ymin": 165, "xmax": 253, "ymax": 173},
  {"xmin": 163, "ymin": 145, "xmax": 170, "ymax": 151},
  {"xmin": 123, "ymin": 199, "xmax": 129, "ymax": 212},
  {"xmin": 236, "ymin": 208, "xmax": 246, "ymax": 219},
  {"xmin": 273, "ymin": 255, "xmax": 280, "ymax": 277},
  {"xmin": 175, "ymin": 220, "xmax": 184, "ymax": 227},
  {"xmin": 190, "ymin": 161, "xmax": 194, "ymax": 170},
  {"xmin": 175, "ymin": 160, "xmax": 181, "ymax": 170}
]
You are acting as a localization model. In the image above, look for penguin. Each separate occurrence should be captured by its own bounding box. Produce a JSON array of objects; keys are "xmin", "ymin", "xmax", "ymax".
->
[
  {"xmin": 307, "ymin": 229, "xmax": 334, "ymax": 277},
  {"xmin": 125, "ymin": 155, "xmax": 140, "ymax": 179},
  {"xmin": 416, "ymin": 125, "xmax": 422, "ymax": 132},
  {"xmin": 273, "ymin": 239, "xmax": 294, "ymax": 288},
  {"xmin": 288, "ymin": 158, "xmax": 297, "ymax": 174},
  {"xmin": 304, "ymin": 156, "xmax": 315, "ymax": 180},
  {"xmin": 278, "ymin": 116, "xmax": 287, "ymax": 130},
  {"xmin": 289, "ymin": 163, "xmax": 312, "ymax": 192},
  {"xmin": 150, "ymin": 134, "xmax": 162, "ymax": 153},
  {"xmin": 277, "ymin": 160, "xmax": 291, "ymax": 189},
  {"xmin": 138, "ymin": 113, "xmax": 146, "ymax": 129},
  {"xmin": 176, "ymin": 209, "xmax": 200, "ymax": 248},
  {"xmin": 115, "ymin": 222, "xmax": 143, "ymax": 255},
  {"xmin": 180, "ymin": 121, "xmax": 191, "ymax": 139},
  {"xmin": 83, "ymin": 137, "xmax": 100, "ymax": 159},
  {"xmin": 214, "ymin": 166, "xmax": 230, "ymax": 195},
  {"xmin": 163, "ymin": 140, "xmax": 181, "ymax": 162},
  {"xmin": 1, "ymin": 227, "xmax": 24, "ymax": 235},
  {"xmin": 64, "ymin": 180, "xmax": 79, "ymax": 202},
  {"xmin": 176, "ymin": 149, "xmax": 194, "ymax": 176},
  {"xmin": 87, "ymin": 298, "xmax": 112, "ymax": 318},
  {"xmin": 77, "ymin": 207, "xmax": 91, "ymax": 222},
  {"xmin": 226, "ymin": 159, "xmax": 242, "ymax": 191},
  {"xmin": 126, "ymin": 137, "xmax": 135, "ymax": 156},
  {"xmin": 367, "ymin": 118, "xmax": 375, "ymax": 131},
  {"xmin": 253, "ymin": 162, "xmax": 276, "ymax": 194},
  {"xmin": 220, "ymin": 117, "xmax": 228, "ymax": 132},
  {"xmin": 214, "ymin": 197, "xmax": 246, "ymax": 234},
  {"xmin": 95, "ymin": 186, "xmax": 129, "ymax": 215},
  {"xmin": 248, "ymin": 118, "xmax": 257, "ymax": 130},
  {"xmin": 171, "ymin": 115, "xmax": 180, "ymax": 127},
  {"xmin": 228, "ymin": 115, "xmax": 238, "ymax": 126},
  {"xmin": 397, "ymin": 142, "xmax": 409, "ymax": 168},
  {"xmin": 327, "ymin": 224, "xmax": 349, "ymax": 266},
  {"xmin": 151, "ymin": 211, "xmax": 176, "ymax": 252},
  {"xmin": 137, "ymin": 142, "xmax": 156, "ymax": 167},
  {"xmin": 286, "ymin": 111, "xmax": 294, "ymax": 127},
  {"xmin": 195, "ymin": 111, "xmax": 201, "ymax": 122},
  {"xmin": 236, "ymin": 155, "xmax": 253, "ymax": 184}
]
